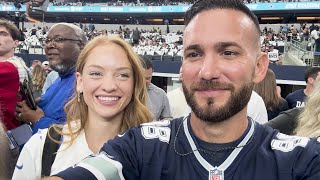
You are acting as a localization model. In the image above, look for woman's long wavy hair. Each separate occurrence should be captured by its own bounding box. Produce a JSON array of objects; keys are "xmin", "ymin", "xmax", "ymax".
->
[
  {"xmin": 32, "ymin": 64, "xmax": 46, "ymax": 91},
  {"xmin": 295, "ymin": 81, "xmax": 320, "ymax": 137},
  {"xmin": 50, "ymin": 35, "xmax": 152, "ymax": 146}
]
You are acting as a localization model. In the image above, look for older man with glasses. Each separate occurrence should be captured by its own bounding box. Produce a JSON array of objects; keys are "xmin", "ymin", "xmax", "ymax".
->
[{"xmin": 16, "ymin": 23, "xmax": 87, "ymax": 134}]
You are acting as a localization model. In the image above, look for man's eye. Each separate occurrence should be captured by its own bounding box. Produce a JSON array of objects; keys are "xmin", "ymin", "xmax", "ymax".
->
[
  {"xmin": 54, "ymin": 37, "xmax": 63, "ymax": 42},
  {"xmin": 222, "ymin": 51, "xmax": 238, "ymax": 56},
  {"xmin": 187, "ymin": 52, "xmax": 200, "ymax": 58}
]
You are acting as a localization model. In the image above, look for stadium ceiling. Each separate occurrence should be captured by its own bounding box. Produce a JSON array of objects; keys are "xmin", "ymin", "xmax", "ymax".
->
[{"xmin": 0, "ymin": 9, "xmax": 319, "ymax": 25}]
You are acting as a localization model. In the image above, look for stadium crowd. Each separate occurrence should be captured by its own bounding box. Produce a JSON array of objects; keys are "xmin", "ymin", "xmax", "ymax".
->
[{"xmin": 16, "ymin": 22, "xmax": 318, "ymax": 59}]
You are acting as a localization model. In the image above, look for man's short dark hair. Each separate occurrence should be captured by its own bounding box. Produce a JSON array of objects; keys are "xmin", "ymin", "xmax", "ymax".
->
[
  {"xmin": 140, "ymin": 55, "xmax": 153, "ymax": 70},
  {"xmin": 184, "ymin": 0, "xmax": 260, "ymax": 35},
  {"xmin": 0, "ymin": 19, "xmax": 21, "ymax": 41},
  {"xmin": 305, "ymin": 67, "xmax": 320, "ymax": 83}
]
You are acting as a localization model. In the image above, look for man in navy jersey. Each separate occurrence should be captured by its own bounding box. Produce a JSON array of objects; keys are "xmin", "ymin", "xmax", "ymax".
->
[
  {"xmin": 49, "ymin": 0, "xmax": 320, "ymax": 179},
  {"xmin": 285, "ymin": 67, "xmax": 320, "ymax": 109}
]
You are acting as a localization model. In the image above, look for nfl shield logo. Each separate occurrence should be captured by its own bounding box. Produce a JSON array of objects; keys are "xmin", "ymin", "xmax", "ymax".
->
[{"xmin": 209, "ymin": 169, "xmax": 224, "ymax": 180}]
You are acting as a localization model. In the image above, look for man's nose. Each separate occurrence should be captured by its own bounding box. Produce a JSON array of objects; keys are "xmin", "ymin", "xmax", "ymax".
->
[{"xmin": 198, "ymin": 54, "xmax": 222, "ymax": 80}]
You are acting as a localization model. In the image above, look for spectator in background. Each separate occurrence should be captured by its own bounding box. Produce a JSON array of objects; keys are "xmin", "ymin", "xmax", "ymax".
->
[
  {"xmin": 311, "ymin": 25, "xmax": 320, "ymax": 62},
  {"xmin": 32, "ymin": 64, "xmax": 46, "ymax": 99},
  {"xmin": 13, "ymin": 36, "xmax": 153, "ymax": 179},
  {"xmin": 0, "ymin": 19, "xmax": 23, "ymax": 130},
  {"xmin": 30, "ymin": 60, "xmax": 41, "ymax": 71},
  {"xmin": 265, "ymin": 107, "xmax": 302, "ymax": 135},
  {"xmin": 266, "ymin": 75, "xmax": 320, "ymax": 136},
  {"xmin": 295, "ymin": 81, "xmax": 320, "ymax": 137},
  {"xmin": 0, "ymin": 62, "xmax": 19, "ymax": 130},
  {"xmin": 285, "ymin": 67, "xmax": 320, "ymax": 109},
  {"xmin": 141, "ymin": 56, "xmax": 171, "ymax": 120},
  {"xmin": 132, "ymin": 27, "xmax": 141, "ymax": 45},
  {"xmin": 167, "ymin": 67, "xmax": 190, "ymax": 118},
  {"xmin": 254, "ymin": 69, "xmax": 289, "ymax": 120},
  {"xmin": 42, "ymin": 70, "xmax": 59, "ymax": 95},
  {"xmin": 42, "ymin": 60, "xmax": 51, "ymax": 74},
  {"xmin": 31, "ymin": 24, "xmax": 37, "ymax": 36},
  {"xmin": 25, "ymin": 0, "xmax": 46, "ymax": 18},
  {"xmin": 16, "ymin": 23, "xmax": 87, "ymax": 134},
  {"xmin": 301, "ymin": 26, "xmax": 310, "ymax": 42},
  {"xmin": 0, "ymin": 19, "xmax": 29, "ymax": 84},
  {"xmin": 247, "ymin": 91, "xmax": 268, "ymax": 124},
  {"xmin": 267, "ymin": 44, "xmax": 282, "ymax": 65}
]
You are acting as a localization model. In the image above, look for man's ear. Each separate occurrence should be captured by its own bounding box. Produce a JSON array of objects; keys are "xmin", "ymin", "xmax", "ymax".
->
[
  {"xmin": 13, "ymin": 40, "xmax": 19, "ymax": 48},
  {"xmin": 253, "ymin": 52, "xmax": 269, "ymax": 84},
  {"xmin": 307, "ymin": 77, "xmax": 315, "ymax": 85},
  {"xmin": 79, "ymin": 42, "xmax": 85, "ymax": 50},
  {"xmin": 76, "ymin": 72, "xmax": 83, "ymax": 93}
]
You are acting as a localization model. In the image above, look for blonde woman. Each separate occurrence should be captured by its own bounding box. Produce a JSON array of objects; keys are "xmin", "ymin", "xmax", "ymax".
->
[
  {"xmin": 295, "ymin": 81, "xmax": 320, "ymax": 137},
  {"xmin": 32, "ymin": 64, "xmax": 46, "ymax": 99},
  {"xmin": 13, "ymin": 36, "xmax": 152, "ymax": 179}
]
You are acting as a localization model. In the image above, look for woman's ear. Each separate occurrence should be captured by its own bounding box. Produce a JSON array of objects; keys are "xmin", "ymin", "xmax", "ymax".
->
[
  {"xmin": 253, "ymin": 52, "xmax": 269, "ymax": 84},
  {"xmin": 76, "ymin": 72, "xmax": 83, "ymax": 93}
]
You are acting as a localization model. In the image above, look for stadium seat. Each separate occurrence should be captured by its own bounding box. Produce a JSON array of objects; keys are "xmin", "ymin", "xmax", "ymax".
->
[
  {"xmin": 162, "ymin": 55, "xmax": 173, "ymax": 61},
  {"xmin": 152, "ymin": 55, "xmax": 162, "ymax": 61},
  {"xmin": 173, "ymin": 56, "xmax": 182, "ymax": 61}
]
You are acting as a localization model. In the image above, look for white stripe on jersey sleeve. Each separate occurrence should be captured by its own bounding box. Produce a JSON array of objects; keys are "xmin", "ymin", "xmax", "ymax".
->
[{"xmin": 77, "ymin": 152, "xmax": 125, "ymax": 180}]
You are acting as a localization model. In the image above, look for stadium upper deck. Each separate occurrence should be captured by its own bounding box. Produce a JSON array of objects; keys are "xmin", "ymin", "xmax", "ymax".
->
[
  {"xmin": 0, "ymin": 0, "xmax": 319, "ymax": 24},
  {"xmin": 1, "ymin": 0, "xmax": 320, "ymax": 6}
]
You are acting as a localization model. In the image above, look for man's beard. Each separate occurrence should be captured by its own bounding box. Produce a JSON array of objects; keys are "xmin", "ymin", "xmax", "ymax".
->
[
  {"xmin": 182, "ymin": 80, "xmax": 253, "ymax": 123},
  {"xmin": 50, "ymin": 63, "xmax": 74, "ymax": 75}
]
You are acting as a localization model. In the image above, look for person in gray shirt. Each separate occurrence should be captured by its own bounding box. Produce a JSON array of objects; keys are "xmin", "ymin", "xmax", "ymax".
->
[{"xmin": 141, "ymin": 56, "xmax": 171, "ymax": 120}]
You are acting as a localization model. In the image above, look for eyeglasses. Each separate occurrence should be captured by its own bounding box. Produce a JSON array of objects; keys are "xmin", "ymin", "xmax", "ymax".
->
[{"xmin": 41, "ymin": 37, "xmax": 82, "ymax": 46}]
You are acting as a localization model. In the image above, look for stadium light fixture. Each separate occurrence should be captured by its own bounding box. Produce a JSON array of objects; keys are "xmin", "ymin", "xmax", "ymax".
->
[{"xmin": 260, "ymin": 17, "xmax": 283, "ymax": 20}]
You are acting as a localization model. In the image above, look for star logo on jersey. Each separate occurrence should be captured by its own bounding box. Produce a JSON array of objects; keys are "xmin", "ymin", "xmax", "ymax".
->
[{"xmin": 16, "ymin": 164, "xmax": 23, "ymax": 170}]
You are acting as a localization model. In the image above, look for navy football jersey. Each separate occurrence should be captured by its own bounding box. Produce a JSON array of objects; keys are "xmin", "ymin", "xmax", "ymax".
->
[
  {"xmin": 57, "ymin": 117, "xmax": 320, "ymax": 180},
  {"xmin": 285, "ymin": 89, "xmax": 307, "ymax": 109}
]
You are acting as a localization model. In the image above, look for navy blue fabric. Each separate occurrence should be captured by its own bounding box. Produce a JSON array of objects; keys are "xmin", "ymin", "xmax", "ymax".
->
[
  {"xmin": 285, "ymin": 89, "xmax": 307, "ymax": 109},
  {"xmin": 56, "ymin": 117, "xmax": 320, "ymax": 180}
]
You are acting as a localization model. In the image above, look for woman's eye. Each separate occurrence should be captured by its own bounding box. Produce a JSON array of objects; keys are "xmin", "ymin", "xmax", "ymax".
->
[
  {"xmin": 89, "ymin": 72, "xmax": 102, "ymax": 76},
  {"xmin": 117, "ymin": 73, "xmax": 129, "ymax": 78}
]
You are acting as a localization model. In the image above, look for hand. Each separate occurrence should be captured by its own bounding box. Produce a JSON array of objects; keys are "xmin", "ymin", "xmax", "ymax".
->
[
  {"xmin": 276, "ymin": 86, "xmax": 282, "ymax": 97},
  {"xmin": 16, "ymin": 100, "xmax": 44, "ymax": 124},
  {"xmin": 35, "ymin": 97, "xmax": 41, "ymax": 103}
]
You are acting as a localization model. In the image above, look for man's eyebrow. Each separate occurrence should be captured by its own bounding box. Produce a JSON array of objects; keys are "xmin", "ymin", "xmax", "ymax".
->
[
  {"xmin": 0, "ymin": 30, "xmax": 9, "ymax": 34},
  {"xmin": 184, "ymin": 44, "xmax": 202, "ymax": 52},
  {"xmin": 214, "ymin": 42, "xmax": 243, "ymax": 51}
]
